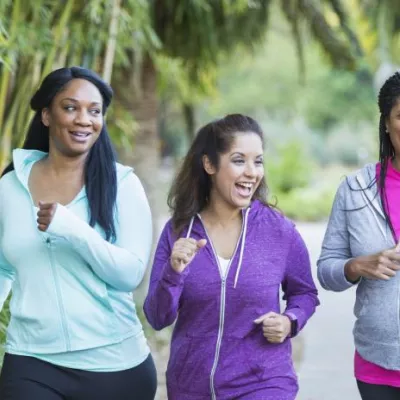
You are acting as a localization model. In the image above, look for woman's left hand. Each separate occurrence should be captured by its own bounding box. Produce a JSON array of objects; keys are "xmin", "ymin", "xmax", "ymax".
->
[
  {"xmin": 254, "ymin": 312, "xmax": 291, "ymax": 343},
  {"xmin": 37, "ymin": 202, "xmax": 57, "ymax": 232}
]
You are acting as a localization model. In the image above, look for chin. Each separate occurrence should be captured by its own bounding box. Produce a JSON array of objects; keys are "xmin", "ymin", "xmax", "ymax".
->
[
  {"xmin": 64, "ymin": 146, "xmax": 92, "ymax": 157},
  {"xmin": 233, "ymin": 198, "xmax": 252, "ymax": 209}
]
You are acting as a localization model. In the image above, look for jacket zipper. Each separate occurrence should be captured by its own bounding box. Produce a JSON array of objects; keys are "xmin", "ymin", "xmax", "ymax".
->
[
  {"xmin": 46, "ymin": 237, "xmax": 71, "ymax": 351},
  {"xmin": 198, "ymin": 214, "xmax": 245, "ymax": 400}
]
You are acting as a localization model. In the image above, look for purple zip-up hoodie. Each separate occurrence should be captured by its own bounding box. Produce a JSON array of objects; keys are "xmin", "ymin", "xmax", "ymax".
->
[{"xmin": 144, "ymin": 200, "xmax": 319, "ymax": 400}]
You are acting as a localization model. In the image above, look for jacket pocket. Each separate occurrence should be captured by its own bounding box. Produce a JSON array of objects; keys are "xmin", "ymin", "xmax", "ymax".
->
[
  {"xmin": 216, "ymin": 328, "xmax": 293, "ymax": 389},
  {"xmin": 355, "ymin": 279, "xmax": 399, "ymax": 344},
  {"xmin": 167, "ymin": 336, "xmax": 213, "ymax": 395}
]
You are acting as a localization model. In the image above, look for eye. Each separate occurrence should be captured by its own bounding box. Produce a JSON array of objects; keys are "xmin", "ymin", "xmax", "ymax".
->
[
  {"xmin": 232, "ymin": 159, "xmax": 244, "ymax": 164},
  {"xmin": 90, "ymin": 109, "xmax": 102, "ymax": 115},
  {"xmin": 64, "ymin": 105, "xmax": 76, "ymax": 112},
  {"xmin": 255, "ymin": 159, "xmax": 264, "ymax": 165}
]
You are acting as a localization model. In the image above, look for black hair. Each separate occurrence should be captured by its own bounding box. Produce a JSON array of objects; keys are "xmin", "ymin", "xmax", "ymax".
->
[
  {"xmin": 168, "ymin": 113, "xmax": 272, "ymax": 234},
  {"xmin": 376, "ymin": 72, "xmax": 400, "ymax": 236},
  {"xmin": 2, "ymin": 66, "xmax": 118, "ymax": 241}
]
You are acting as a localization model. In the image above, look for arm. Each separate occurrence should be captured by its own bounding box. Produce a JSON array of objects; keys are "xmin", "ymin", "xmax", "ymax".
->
[
  {"xmin": 0, "ymin": 255, "xmax": 13, "ymax": 312},
  {"xmin": 47, "ymin": 173, "xmax": 152, "ymax": 292},
  {"xmin": 143, "ymin": 223, "xmax": 188, "ymax": 331},
  {"xmin": 282, "ymin": 227, "xmax": 319, "ymax": 336},
  {"xmin": 317, "ymin": 181, "xmax": 357, "ymax": 292},
  {"xmin": 0, "ymin": 213, "xmax": 14, "ymax": 311}
]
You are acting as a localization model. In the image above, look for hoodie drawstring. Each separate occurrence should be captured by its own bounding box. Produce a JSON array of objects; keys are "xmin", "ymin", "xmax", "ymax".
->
[
  {"xmin": 234, "ymin": 207, "xmax": 251, "ymax": 289},
  {"xmin": 186, "ymin": 216, "xmax": 195, "ymax": 239}
]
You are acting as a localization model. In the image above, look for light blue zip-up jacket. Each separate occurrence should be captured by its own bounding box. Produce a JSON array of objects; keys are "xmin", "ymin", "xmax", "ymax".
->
[
  {"xmin": 0, "ymin": 149, "xmax": 152, "ymax": 355},
  {"xmin": 318, "ymin": 163, "xmax": 400, "ymax": 370}
]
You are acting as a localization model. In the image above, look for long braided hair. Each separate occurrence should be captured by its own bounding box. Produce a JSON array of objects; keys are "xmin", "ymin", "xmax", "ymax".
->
[{"xmin": 376, "ymin": 72, "xmax": 400, "ymax": 236}]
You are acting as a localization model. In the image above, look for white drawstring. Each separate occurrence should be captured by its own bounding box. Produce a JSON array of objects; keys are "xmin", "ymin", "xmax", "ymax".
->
[
  {"xmin": 186, "ymin": 216, "xmax": 195, "ymax": 239},
  {"xmin": 234, "ymin": 207, "xmax": 250, "ymax": 288},
  {"xmin": 356, "ymin": 174, "xmax": 386, "ymax": 238}
]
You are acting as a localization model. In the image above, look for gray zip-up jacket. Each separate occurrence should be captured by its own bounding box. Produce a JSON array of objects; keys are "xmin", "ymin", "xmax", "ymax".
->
[{"xmin": 318, "ymin": 163, "xmax": 400, "ymax": 370}]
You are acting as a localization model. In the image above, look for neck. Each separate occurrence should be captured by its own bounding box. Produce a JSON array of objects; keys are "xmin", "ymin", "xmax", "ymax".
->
[
  {"xmin": 201, "ymin": 197, "xmax": 242, "ymax": 228},
  {"xmin": 42, "ymin": 150, "xmax": 87, "ymax": 182},
  {"xmin": 392, "ymin": 156, "xmax": 400, "ymax": 172}
]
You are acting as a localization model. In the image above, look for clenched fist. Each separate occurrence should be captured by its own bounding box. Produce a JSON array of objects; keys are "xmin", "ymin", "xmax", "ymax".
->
[
  {"xmin": 37, "ymin": 202, "xmax": 57, "ymax": 232},
  {"xmin": 254, "ymin": 312, "xmax": 291, "ymax": 344},
  {"xmin": 170, "ymin": 238, "xmax": 207, "ymax": 273},
  {"xmin": 345, "ymin": 244, "xmax": 400, "ymax": 282}
]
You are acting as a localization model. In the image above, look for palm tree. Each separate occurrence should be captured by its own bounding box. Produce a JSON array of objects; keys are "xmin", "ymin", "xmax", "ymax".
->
[
  {"xmin": 115, "ymin": 0, "xmax": 364, "ymax": 223},
  {"xmin": 356, "ymin": 0, "xmax": 400, "ymax": 89}
]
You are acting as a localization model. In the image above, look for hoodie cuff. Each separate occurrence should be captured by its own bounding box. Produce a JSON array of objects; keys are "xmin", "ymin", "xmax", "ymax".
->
[
  {"xmin": 47, "ymin": 204, "xmax": 75, "ymax": 240},
  {"xmin": 161, "ymin": 261, "xmax": 189, "ymax": 286},
  {"xmin": 319, "ymin": 258, "xmax": 358, "ymax": 291}
]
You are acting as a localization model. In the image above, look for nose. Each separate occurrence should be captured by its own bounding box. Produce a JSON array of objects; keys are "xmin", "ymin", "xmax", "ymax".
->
[
  {"xmin": 74, "ymin": 110, "xmax": 92, "ymax": 126},
  {"xmin": 244, "ymin": 161, "xmax": 256, "ymax": 177}
]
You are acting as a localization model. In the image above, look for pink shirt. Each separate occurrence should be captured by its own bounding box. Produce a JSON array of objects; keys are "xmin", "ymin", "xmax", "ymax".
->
[{"xmin": 354, "ymin": 161, "xmax": 400, "ymax": 386}]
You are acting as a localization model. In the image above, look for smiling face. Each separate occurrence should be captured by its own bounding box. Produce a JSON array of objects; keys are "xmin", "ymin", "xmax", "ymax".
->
[
  {"xmin": 41, "ymin": 78, "xmax": 103, "ymax": 157},
  {"xmin": 203, "ymin": 132, "xmax": 264, "ymax": 211}
]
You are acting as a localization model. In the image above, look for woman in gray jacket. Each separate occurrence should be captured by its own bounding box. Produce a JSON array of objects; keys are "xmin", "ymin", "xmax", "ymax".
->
[{"xmin": 318, "ymin": 72, "xmax": 400, "ymax": 400}]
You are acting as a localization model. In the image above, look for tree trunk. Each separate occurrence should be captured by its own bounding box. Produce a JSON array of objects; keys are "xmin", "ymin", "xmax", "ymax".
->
[
  {"xmin": 113, "ymin": 52, "xmax": 161, "ymax": 230},
  {"xmin": 182, "ymin": 102, "xmax": 196, "ymax": 141}
]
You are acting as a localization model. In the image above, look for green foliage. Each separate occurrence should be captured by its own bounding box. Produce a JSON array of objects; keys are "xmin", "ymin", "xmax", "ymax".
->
[
  {"xmin": 267, "ymin": 140, "xmax": 312, "ymax": 194},
  {"xmin": 154, "ymin": 0, "xmax": 271, "ymax": 82},
  {"xmin": 266, "ymin": 140, "xmax": 339, "ymax": 221},
  {"xmin": 0, "ymin": 296, "xmax": 10, "ymax": 367},
  {"xmin": 275, "ymin": 186, "xmax": 336, "ymax": 222},
  {"xmin": 301, "ymin": 70, "xmax": 376, "ymax": 131}
]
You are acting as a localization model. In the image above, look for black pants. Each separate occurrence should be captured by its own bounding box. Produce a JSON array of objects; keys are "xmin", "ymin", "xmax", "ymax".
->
[
  {"xmin": 0, "ymin": 353, "xmax": 157, "ymax": 400},
  {"xmin": 357, "ymin": 380, "xmax": 400, "ymax": 400}
]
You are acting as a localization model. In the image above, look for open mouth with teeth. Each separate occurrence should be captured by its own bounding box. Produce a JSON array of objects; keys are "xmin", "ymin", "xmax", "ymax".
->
[
  {"xmin": 69, "ymin": 131, "xmax": 92, "ymax": 142},
  {"xmin": 235, "ymin": 182, "xmax": 254, "ymax": 197}
]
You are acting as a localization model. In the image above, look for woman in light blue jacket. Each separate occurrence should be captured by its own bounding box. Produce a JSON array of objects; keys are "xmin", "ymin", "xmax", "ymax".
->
[{"xmin": 0, "ymin": 67, "xmax": 156, "ymax": 399}]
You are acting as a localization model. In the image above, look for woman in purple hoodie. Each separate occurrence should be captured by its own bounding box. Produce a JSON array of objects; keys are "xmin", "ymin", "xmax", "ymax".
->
[{"xmin": 144, "ymin": 114, "xmax": 319, "ymax": 399}]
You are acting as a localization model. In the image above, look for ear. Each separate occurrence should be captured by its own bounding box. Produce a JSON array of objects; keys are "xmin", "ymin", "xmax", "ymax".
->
[
  {"xmin": 202, "ymin": 155, "xmax": 216, "ymax": 175},
  {"xmin": 41, "ymin": 108, "xmax": 50, "ymax": 127}
]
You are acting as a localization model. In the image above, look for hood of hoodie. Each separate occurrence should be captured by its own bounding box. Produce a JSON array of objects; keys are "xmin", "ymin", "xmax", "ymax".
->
[{"xmin": 10, "ymin": 148, "xmax": 133, "ymax": 206}]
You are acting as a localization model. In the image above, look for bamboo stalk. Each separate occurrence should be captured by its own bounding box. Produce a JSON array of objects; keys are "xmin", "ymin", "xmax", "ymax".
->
[
  {"xmin": 41, "ymin": 0, "xmax": 75, "ymax": 79},
  {"xmin": 0, "ymin": 74, "xmax": 30, "ymax": 170},
  {"xmin": 102, "ymin": 0, "xmax": 121, "ymax": 83},
  {"xmin": 0, "ymin": 0, "xmax": 21, "ymax": 135}
]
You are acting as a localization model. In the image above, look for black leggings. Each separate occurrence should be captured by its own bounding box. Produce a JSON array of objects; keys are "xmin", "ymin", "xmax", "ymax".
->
[
  {"xmin": 0, "ymin": 353, "xmax": 157, "ymax": 400},
  {"xmin": 357, "ymin": 380, "xmax": 400, "ymax": 400}
]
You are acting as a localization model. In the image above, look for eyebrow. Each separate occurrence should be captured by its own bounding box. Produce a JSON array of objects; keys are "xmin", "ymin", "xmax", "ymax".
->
[
  {"xmin": 61, "ymin": 97, "xmax": 102, "ymax": 106},
  {"xmin": 231, "ymin": 152, "xmax": 263, "ymax": 158}
]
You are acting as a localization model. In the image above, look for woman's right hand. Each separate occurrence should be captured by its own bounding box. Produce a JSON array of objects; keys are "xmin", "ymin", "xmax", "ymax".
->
[
  {"xmin": 345, "ymin": 245, "xmax": 400, "ymax": 281},
  {"xmin": 170, "ymin": 238, "xmax": 207, "ymax": 273}
]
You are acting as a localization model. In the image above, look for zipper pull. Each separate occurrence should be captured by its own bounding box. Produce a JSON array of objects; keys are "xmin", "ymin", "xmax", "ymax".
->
[{"xmin": 46, "ymin": 237, "xmax": 51, "ymax": 246}]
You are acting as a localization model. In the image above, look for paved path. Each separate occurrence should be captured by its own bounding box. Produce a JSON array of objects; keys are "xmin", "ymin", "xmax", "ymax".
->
[{"xmin": 295, "ymin": 222, "xmax": 359, "ymax": 400}]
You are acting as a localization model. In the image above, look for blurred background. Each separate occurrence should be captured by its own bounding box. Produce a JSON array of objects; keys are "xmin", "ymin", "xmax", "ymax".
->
[{"xmin": 1, "ymin": 1, "xmax": 400, "ymax": 399}]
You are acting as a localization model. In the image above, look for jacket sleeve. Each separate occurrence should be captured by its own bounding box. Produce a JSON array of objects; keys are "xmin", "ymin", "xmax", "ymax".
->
[
  {"xmin": 0, "ymin": 204, "xmax": 14, "ymax": 311},
  {"xmin": 282, "ymin": 226, "xmax": 319, "ymax": 336},
  {"xmin": 317, "ymin": 180, "xmax": 356, "ymax": 292},
  {"xmin": 144, "ymin": 222, "xmax": 188, "ymax": 331},
  {"xmin": 0, "ymin": 252, "xmax": 13, "ymax": 312},
  {"xmin": 47, "ymin": 173, "xmax": 152, "ymax": 292}
]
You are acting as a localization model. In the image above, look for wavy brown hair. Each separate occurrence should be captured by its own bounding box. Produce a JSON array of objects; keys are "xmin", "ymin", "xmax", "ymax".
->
[{"xmin": 168, "ymin": 113, "xmax": 272, "ymax": 234}]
